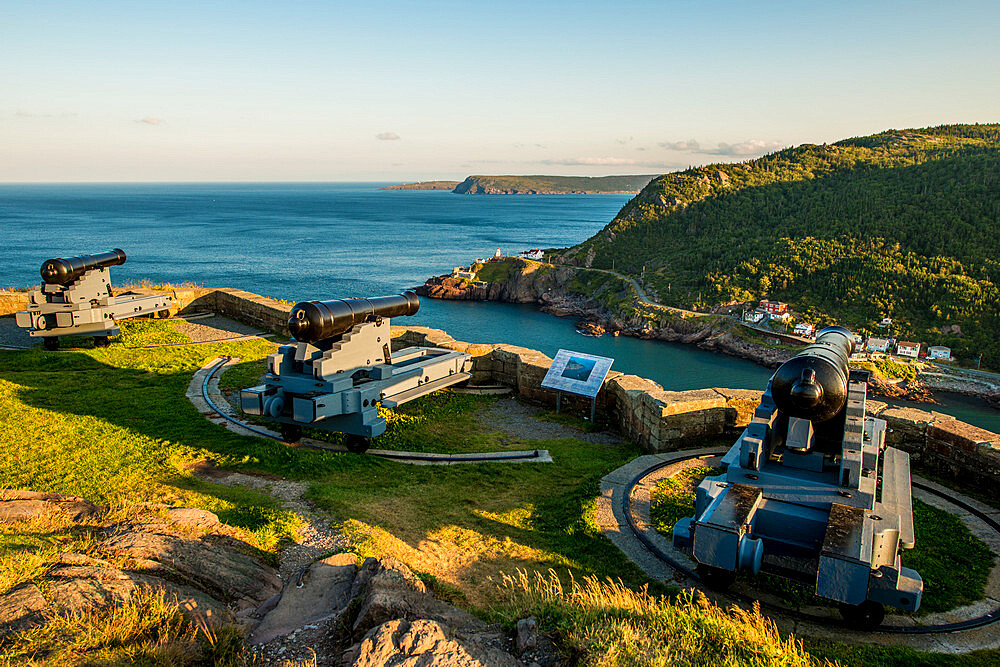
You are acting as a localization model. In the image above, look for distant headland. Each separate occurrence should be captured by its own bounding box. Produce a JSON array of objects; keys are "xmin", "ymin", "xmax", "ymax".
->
[
  {"xmin": 379, "ymin": 180, "xmax": 461, "ymax": 191},
  {"xmin": 381, "ymin": 174, "xmax": 659, "ymax": 194}
]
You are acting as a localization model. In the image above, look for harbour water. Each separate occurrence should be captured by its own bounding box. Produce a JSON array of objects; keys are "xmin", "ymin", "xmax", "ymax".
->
[{"xmin": 2, "ymin": 182, "xmax": 997, "ymax": 431}]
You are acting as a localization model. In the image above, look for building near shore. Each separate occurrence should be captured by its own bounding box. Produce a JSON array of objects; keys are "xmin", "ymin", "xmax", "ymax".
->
[
  {"xmin": 896, "ymin": 341, "xmax": 920, "ymax": 359},
  {"xmin": 928, "ymin": 345, "xmax": 953, "ymax": 361},
  {"xmin": 759, "ymin": 300, "xmax": 788, "ymax": 315},
  {"xmin": 793, "ymin": 322, "xmax": 815, "ymax": 337},
  {"xmin": 866, "ymin": 337, "xmax": 891, "ymax": 353}
]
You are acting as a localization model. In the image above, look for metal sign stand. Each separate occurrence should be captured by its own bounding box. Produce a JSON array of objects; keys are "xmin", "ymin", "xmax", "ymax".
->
[{"xmin": 543, "ymin": 349, "xmax": 614, "ymax": 424}]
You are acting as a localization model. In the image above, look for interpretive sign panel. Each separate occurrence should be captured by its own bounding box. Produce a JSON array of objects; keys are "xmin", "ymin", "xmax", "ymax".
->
[{"xmin": 541, "ymin": 349, "xmax": 614, "ymax": 399}]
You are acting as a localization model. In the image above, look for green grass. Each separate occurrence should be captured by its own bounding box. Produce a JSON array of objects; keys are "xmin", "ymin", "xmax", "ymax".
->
[
  {"xmin": 2, "ymin": 318, "xmax": 997, "ymax": 665},
  {"xmin": 475, "ymin": 259, "xmax": 515, "ymax": 284}
]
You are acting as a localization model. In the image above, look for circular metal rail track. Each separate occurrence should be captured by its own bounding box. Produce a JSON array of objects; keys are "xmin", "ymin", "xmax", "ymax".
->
[
  {"xmin": 202, "ymin": 356, "xmax": 544, "ymax": 465},
  {"xmin": 622, "ymin": 450, "xmax": 1000, "ymax": 634}
]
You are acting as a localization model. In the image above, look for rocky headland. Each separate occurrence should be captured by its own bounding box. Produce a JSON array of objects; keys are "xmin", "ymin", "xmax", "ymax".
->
[
  {"xmin": 417, "ymin": 260, "xmax": 1000, "ymax": 406},
  {"xmin": 378, "ymin": 181, "xmax": 460, "ymax": 191}
]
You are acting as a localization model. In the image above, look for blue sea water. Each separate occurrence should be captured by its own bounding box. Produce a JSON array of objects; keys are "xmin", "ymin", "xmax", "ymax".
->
[{"xmin": 2, "ymin": 182, "xmax": 998, "ymax": 431}]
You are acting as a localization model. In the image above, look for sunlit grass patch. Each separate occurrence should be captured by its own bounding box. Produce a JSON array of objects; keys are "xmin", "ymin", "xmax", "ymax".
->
[
  {"xmin": 0, "ymin": 589, "xmax": 246, "ymax": 666},
  {"xmin": 492, "ymin": 569, "xmax": 816, "ymax": 667}
]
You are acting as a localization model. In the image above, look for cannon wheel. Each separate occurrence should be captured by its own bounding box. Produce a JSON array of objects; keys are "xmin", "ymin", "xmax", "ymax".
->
[
  {"xmin": 696, "ymin": 564, "xmax": 737, "ymax": 591},
  {"xmin": 156, "ymin": 309, "xmax": 170, "ymax": 319},
  {"xmin": 839, "ymin": 601, "xmax": 885, "ymax": 630},
  {"xmin": 93, "ymin": 336, "xmax": 111, "ymax": 348},
  {"xmin": 280, "ymin": 424, "xmax": 303, "ymax": 444},
  {"xmin": 43, "ymin": 337, "xmax": 60, "ymax": 351},
  {"xmin": 345, "ymin": 435, "xmax": 371, "ymax": 454}
]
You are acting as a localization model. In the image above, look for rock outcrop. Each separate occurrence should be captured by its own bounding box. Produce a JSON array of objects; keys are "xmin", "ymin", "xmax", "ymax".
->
[{"xmin": 0, "ymin": 491, "xmax": 280, "ymax": 637}]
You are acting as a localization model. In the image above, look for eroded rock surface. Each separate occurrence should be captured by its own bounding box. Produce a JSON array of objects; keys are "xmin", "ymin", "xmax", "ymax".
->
[{"xmin": 0, "ymin": 490, "xmax": 278, "ymax": 636}]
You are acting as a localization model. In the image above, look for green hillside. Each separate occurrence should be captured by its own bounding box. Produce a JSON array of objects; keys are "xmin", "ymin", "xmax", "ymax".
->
[
  {"xmin": 557, "ymin": 124, "xmax": 1000, "ymax": 366},
  {"xmin": 453, "ymin": 174, "xmax": 658, "ymax": 194}
]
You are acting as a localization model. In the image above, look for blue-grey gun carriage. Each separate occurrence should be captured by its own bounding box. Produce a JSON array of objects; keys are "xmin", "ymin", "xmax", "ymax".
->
[
  {"xmin": 672, "ymin": 326, "xmax": 922, "ymax": 629},
  {"xmin": 240, "ymin": 292, "xmax": 472, "ymax": 453},
  {"xmin": 15, "ymin": 249, "xmax": 173, "ymax": 350}
]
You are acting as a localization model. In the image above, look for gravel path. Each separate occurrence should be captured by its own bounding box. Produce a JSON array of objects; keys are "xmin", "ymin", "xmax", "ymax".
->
[
  {"xmin": 171, "ymin": 315, "xmax": 269, "ymax": 342},
  {"xmin": 0, "ymin": 317, "xmax": 35, "ymax": 348},
  {"xmin": 477, "ymin": 397, "xmax": 621, "ymax": 445}
]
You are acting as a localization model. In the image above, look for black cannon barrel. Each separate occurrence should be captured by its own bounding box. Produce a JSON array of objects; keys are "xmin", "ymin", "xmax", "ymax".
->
[
  {"xmin": 287, "ymin": 292, "xmax": 420, "ymax": 343},
  {"xmin": 770, "ymin": 325, "xmax": 855, "ymax": 423},
  {"xmin": 40, "ymin": 249, "xmax": 127, "ymax": 285}
]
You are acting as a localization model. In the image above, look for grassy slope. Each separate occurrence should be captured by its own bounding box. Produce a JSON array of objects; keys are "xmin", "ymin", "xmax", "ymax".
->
[
  {"xmin": 560, "ymin": 124, "xmax": 1000, "ymax": 365},
  {"xmin": 2, "ymin": 319, "xmax": 997, "ymax": 665}
]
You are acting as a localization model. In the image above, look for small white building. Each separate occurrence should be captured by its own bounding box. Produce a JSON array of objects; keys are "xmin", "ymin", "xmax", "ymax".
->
[
  {"xmin": 793, "ymin": 322, "xmax": 815, "ymax": 337},
  {"xmin": 744, "ymin": 310, "xmax": 766, "ymax": 324},
  {"xmin": 927, "ymin": 346, "xmax": 952, "ymax": 361},
  {"xmin": 879, "ymin": 317, "xmax": 893, "ymax": 328},
  {"xmin": 895, "ymin": 341, "xmax": 920, "ymax": 359},
  {"xmin": 519, "ymin": 249, "xmax": 544, "ymax": 261},
  {"xmin": 770, "ymin": 311, "xmax": 792, "ymax": 322},
  {"xmin": 866, "ymin": 337, "xmax": 891, "ymax": 353}
]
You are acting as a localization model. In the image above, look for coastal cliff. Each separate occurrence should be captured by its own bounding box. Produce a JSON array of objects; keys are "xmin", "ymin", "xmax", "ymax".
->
[
  {"xmin": 452, "ymin": 174, "xmax": 658, "ymax": 195},
  {"xmin": 418, "ymin": 259, "xmax": 1000, "ymax": 406}
]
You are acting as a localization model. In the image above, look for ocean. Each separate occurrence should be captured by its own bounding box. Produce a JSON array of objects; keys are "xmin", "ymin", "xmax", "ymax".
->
[{"xmin": 2, "ymin": 182, "xmax": 998, "ymax": 431}]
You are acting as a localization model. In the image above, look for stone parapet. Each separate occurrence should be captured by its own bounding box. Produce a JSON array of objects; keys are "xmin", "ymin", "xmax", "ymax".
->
[{"xmin": 12, "ymin": 284, "xmax": 990, "ymax": 496}]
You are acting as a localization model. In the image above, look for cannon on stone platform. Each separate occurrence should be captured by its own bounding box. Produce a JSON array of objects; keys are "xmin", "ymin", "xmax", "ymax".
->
[
  {"xmin": 672, "ymin": 326, "xmax": 923, "ymax": 629},
  {"xmin": 240, "ymin": 292, "xmax": 472, "ymax": 453},
  {"xmin": 15, "ymin": 249, "xmax": 173, "ymax": 349}
]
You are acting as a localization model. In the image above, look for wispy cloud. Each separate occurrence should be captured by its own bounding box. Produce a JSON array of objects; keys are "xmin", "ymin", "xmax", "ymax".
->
[
  {"xmin": 15, "ymin": 110, "xmax": 76, "ymax": 119},
  {"xmin": 376, "ymin": 131, "xmax": 400, "ymax": 141},
  {"xmin": 138, "ymin": 117, "xmax": 166, "ymax": 125},
  {"xmin": 659, "ymin": 139, "xmax": 700, "ymax": 151},
  {"xmin": 703, "ymin": 139, "xmax": 786, "ymax": 156},
  {"xmin": 538, "ymin": 156, "xmax": 673, "ymax": 167}
]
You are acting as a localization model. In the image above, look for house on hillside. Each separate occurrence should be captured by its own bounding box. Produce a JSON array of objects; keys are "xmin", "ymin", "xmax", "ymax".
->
[
  {"xmin": 794, "ymin": 322, "xmax": 815, "ymax": 337},
  {"xmin": 519, "ymin": 249, "xmax": 544, "ymax": 260},
  {"xmin": 744, "ymin": 310, "xmax": 767, "ymax": 324},
  {"xmin": 895, "ymin": 341, "xmax": 920, "ymax": 359},
  {"xmin": 866, "ymin": 337, "xmax": 891, "ymax": 353},
  {"xmin": 879, "ymin": 317, "xmax": 893, "ymax": 328},
  {"xmin": 927, "ymin": 346, "xmax": 953, "ymax": 361},
  {"xmin": 452, "ymin": 267, "xmax": 476, "ymax": 281},
  {"xmin": 759, "ymin": 300, "xmax": 788, "ymax": 315}
]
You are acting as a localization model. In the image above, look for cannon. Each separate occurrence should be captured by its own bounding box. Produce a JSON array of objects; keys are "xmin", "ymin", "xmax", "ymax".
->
[
  {"xmin": 673, "ymin": 326, "xmax": 922, "ymax": 629},
  {"xmin": 15, "ymin": 249, "xmax": 173, "ymax": 349},
  {"xmin": 240, "ymin": 292, "xmax": 472, "ymax": 452}
]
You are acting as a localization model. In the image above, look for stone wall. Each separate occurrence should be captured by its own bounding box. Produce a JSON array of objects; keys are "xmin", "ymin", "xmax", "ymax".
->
[
  {"xmin": 5, "ymin": 286, "xmax": 995, "ymax": 495},
  {"xmin": 390, "ymin": 323, "xmax": 1000, "ymax": 497}
]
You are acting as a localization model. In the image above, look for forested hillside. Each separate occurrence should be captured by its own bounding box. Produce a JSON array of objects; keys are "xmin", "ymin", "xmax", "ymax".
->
[{"xmin": 556, "ymin": 124, "xmax": 1000, "ymax": 365}]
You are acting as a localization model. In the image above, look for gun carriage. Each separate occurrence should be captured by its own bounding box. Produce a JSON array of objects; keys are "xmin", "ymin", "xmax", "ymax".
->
[
  {"xmin": 15, "ymin": 249, "xmax": 173, "ymax": 349},
  {"xmin": 672, "ymin": 326, "xmax": 922, "ymax": 629},
  {"xmin": 240, "ymin": 292, "xmax": 472, "ymax": 452}
]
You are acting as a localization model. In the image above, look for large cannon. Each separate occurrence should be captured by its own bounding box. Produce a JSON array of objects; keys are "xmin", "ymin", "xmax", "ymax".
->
[
  {"xmin": 241, "ymin": 292, "xmax": 471, "ymax": 452},
  {"xmin": 15, "ymin": 249, "xmax": 173, "ymax": 349},
  {"xmin": 673, "ymin": 326, "xmax": 922, "ymax": 629}
]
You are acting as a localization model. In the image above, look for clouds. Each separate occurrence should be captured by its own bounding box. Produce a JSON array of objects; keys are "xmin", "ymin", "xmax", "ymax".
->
[
  {"xmin": 703, "ymin": 139, "xmax": 787, "ymax": 156},
  {"xmin": 375, "ymin": 131, "xmax": 400, "ymax": 140},
  {"xmin": 138, "ymin": 117, "xmax": 166, "ymax": 125},
  {"xmin": 538, "ymin": 157, "xmax": 678, "ymax": 168},
  {"xmin": 658, "ymin": 138, "xmax": 786, "ymax": 156},
  {"xmin": 659, "ymin": 139, "xmax": 700, "ymax": 151}
]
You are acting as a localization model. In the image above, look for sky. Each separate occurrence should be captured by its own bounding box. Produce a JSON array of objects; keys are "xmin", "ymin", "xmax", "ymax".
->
[{"xmin": 2, "ymin": 0, "xmax": 999, "ymax": 182}]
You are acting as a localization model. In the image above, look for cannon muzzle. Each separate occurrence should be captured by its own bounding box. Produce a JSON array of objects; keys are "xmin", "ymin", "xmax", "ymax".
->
[
  {"xmin": 40, "ymin": 249, "xmax": 127, "ymax": 285},
  {"xmin": 288, "ymin": 292, "xmax": 420, "ymax": 343},
  {"xmin": 770, "ymin": 325, "xmax": 855, "ymax": 423}
]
